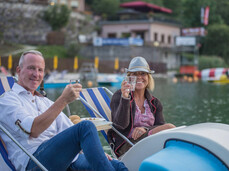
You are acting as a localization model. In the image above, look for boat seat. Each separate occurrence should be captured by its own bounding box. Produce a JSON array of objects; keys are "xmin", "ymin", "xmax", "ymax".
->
[{"xmin": 139, "ymin": 139, "xmax": 228, "ymax": 171}]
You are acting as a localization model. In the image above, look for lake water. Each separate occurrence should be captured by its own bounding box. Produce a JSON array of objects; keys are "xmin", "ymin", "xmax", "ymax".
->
[{"xmin": 45, "ymin": 77, "xmax": 229, "ymax": 153}]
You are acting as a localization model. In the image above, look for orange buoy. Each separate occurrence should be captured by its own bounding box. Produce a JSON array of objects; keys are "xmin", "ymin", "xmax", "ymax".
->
[
  {"xmin": 193, "ymin": 76, "xmax": 199, "ymax": 82},
  {"xmin": 183, "ymin": 75, "xmax": 188, "ymax": 81},
  {"xmin": 87, "ymin": 81, "xmax": 93, "ymax": 87},
  {"xmin": 188, "ymin": 77, "xmax": 193, "ymax": 82},
  {"xmin": 172, "ymin": 77, "xmax": 178, "ymax": 83}
]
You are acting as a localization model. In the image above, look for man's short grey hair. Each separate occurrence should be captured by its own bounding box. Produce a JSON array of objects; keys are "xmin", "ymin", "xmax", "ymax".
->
[{"xmin": 19, "ymin": 50, "xmax": 44, "ymax": 68}]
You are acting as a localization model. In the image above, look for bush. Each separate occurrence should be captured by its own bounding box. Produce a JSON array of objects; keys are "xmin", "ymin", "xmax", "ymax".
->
[
  {"xmin": 37, "ymin": 45, "xmax": 67, "ymax": 58},
  {"xmin": 43, "ymin": 4, "xmax": 71, "ymax": 31},
  {"xmin": 203, "ymin": 24, "xmax": 229, "ymax": 64},
  {"xmin": 66, "ymin": 42, "xmax": 81, "ymax": 58},
  {"xmin": 198, "ymin": 55, "xmax": 228, "ymax": 70}
]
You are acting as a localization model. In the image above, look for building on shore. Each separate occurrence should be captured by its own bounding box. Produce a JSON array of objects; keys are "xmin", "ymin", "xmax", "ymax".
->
[{"xmin": 98, "ymin": 1, "xmax": 182, "ymax": 70}]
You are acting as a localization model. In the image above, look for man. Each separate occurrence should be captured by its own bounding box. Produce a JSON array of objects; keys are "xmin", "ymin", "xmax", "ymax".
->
[{"xmin": 0, "ymin": 50, "xmax": 127, "ymax": 171}]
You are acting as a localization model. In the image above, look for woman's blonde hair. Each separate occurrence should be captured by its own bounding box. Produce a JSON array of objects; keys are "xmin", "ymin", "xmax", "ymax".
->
[
  {"xmin": 126, "ymin": 73, "xmax": 155, "ymax": 91},
  {"xmin": 147, "ymin": 74, "xmax": 155, "ymax": 91}
]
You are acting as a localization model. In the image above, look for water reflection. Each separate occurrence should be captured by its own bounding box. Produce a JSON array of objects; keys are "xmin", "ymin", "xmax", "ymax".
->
[{"xmin": 154, "ymin": 78, "xmax": 229, "ymax": 126}]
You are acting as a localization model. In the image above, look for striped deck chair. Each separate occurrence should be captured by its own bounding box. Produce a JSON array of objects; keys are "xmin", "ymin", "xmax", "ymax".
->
[
  {"xmin": 79, "ymin": 87, "xmax": 134, "ymax": 156},
  {"xmin": 80, "ymin": 87, "xmax": 113, "ymax": 142},
  {"xmin": 0, "ymin": 77, "xmax": 16, "ymax": 170},
  {"xmin": 0, "ymin": 76, "xmax": 14, "ymax": 96},
  {"xmin": 0, "ymin": 136, "xmax": 15, "ymax": 171},
  {"xmin": 0, "ymin": 76, "xmax": 47, "ymax": 171}
]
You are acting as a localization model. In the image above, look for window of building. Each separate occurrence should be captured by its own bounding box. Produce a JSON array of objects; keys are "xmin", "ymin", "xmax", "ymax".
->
[
  {"xmin": 168, "ymin": 35, "xmax": 171, "ymax": 44},
  {"xmin": 154, "ymin": 33, "xmax": 158, "ymax": 41},
  {"xmin": 122, "ymin": 32, "xmax": 131, "ymax": 38},
  {"xmin": 108, "ymin": 33, "xmax": 116, "ymax": 38},
  {"xmin": 161, "ymin": 34, "xmax": 164, "ymax": 43}
]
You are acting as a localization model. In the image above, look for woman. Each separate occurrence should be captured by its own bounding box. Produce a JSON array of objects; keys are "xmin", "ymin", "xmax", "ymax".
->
[{"xmin": 107, "ymin": 56, "xmax": 175, "ymax": 157}]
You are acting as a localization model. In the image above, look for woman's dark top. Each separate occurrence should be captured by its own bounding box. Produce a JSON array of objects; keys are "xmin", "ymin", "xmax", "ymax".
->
[{"xmin": 107, "ymin": 89, "xmax": 165, "ymax": 157}]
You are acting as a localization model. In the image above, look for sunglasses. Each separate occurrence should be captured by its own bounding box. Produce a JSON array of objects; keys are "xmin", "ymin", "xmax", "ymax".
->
[{"xmin": 130, "ymin": 72, "xmax": 148, "ymax": 76}]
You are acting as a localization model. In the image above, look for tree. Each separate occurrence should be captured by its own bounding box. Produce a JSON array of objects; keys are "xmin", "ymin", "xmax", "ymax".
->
[
  {"xmin": 203, "ymin": 24, "xmax": 229, "ymax": 63},
  {"xmin": 85, "ymin": 0, "xmax": 93, "ymax": 5},
  {"xmin": 92, "ymin": 0, "xmax": 120, "ymax": 19},
  {"xmin": 182, "ymin": 0, "xmax": 223, "ymax": 27},
  {"xmin": 216, "ymin": 0, "xmax": 229, "ymax": 25},
  {"xmin": 163, "ymin": 0, "xmax": 184, "ymax": 19},
  {"xmin": 43, "ymin": 4, "xmax": 71, "ymax": 31},
  {"xmin": 142, "ymin": 0, "xmax": 164, "ymax": 6}
]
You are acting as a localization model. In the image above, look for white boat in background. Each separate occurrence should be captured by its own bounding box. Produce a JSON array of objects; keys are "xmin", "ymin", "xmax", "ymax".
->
[
  {"xmin": 79, "ymin": 63, "xmax": 98, "ymax": 82},
  {"xmin": 43, "ymin": 70, "xmax": 123, "ymax": 88},
  {"xmin": 121, "ymin": 122, "xmax": 229, "ymax": 171},
  {"xmin": 97, "ymin": 73, "xmax": 124, "ymax": 87},
  {"xmin": 44, "ymin": 71, "xmax": 80, "ymax": 88},
  {"xmin": 44, "ymin": 63, "xmax": 98, "ymax": 88}
]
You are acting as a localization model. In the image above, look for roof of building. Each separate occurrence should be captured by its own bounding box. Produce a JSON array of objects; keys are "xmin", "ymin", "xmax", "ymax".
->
[
  {"xmin": 117, "ymin": 9, "xmax": 142, "ymax": 15},
  {"xmin": 120, "ymin": 1, "xmax": 172, "ymax": 14}
]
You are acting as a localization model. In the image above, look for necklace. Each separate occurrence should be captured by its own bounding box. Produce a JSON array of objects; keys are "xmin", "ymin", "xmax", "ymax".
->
[{"xmin": 135, "ymin": 98, "xmax": 145, "ymax": 114}]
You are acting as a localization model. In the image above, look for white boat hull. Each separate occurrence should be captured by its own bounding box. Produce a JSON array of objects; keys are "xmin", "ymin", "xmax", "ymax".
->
[{"xmin": 121, "ymin": 123, "xmax": 229, "ymax": 171}]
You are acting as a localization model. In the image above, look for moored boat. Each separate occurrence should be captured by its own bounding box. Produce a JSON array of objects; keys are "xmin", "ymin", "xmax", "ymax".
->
[
  {"xmin": 43, "ymin": 71, "xmax": 123, "ymax": 88},
  {"xmin": 97, "ymin": 73, "xmax": 123, "ymax": 87},
  {"xmin": 78, "ymin": 63, "xmax": 98, "ymax": 82},
  {"xmin": 199, "ymin": 68, "xmax": 229, "ymax": 84},
  {"xmin": 208, "ymin": 75, "xmax": 229, "ymax": 84},
  {"xmin": 44, "ymin": 72, "xmax": 80, "ymax": 88}
]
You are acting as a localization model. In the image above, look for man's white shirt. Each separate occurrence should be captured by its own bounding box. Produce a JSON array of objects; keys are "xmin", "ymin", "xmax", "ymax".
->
[{"xmin": 0, "ymin": 83, "xmax": 76, "ymax": 171}]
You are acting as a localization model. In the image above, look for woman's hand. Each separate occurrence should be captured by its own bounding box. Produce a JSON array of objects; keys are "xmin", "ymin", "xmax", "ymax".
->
[
  {"xmin": 121, "ymin": 81, "xmax": 131, "ymax": 98},
  {"xmin": 132, "ymin": 127, "xmax": 146, "ymax": 140}
]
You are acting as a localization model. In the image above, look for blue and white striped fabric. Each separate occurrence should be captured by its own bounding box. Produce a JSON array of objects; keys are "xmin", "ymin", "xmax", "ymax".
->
[
  {"xmin": 0, "ymin": 77, "xmax": 16, "ymax": 170},
  {"xmin": 80, "ymin": 87, "xmax": 112, "ymax": 141},
  {"xmin": 0, "ymin": 76, "xmax": 14, "ymax": 96},
  {"xmin": 80, "ymin": 87, "xmax": 111, "ymax": 121},
  {"xmin": 0, "ymin": 137, "xmax": 16, "ymax": 171}
]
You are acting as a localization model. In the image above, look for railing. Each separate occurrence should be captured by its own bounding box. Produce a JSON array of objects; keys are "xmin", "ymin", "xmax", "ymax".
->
[
  {"xmin": 101, "ymin": 15, "xmax": 181, "ymax": 26},
  {"xmin": 0, "ymin": 57, "xmax": 168, "ymax": 74}
]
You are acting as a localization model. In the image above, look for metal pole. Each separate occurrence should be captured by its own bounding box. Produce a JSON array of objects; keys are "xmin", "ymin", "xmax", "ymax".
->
[
  {"xmin": 0, "ymin": 125, "xmax": 48, "ymax": 171},
  {"xmin": 79, "ymin": 96, "xmax": 134, "ymax": 146},
  {"xmin": 102, "ymin": 87, "xmax": 113, "ymax": 96},
  {"xmin": 111, "ymin": 126, "xmax": 134, "ymax": 146}
]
